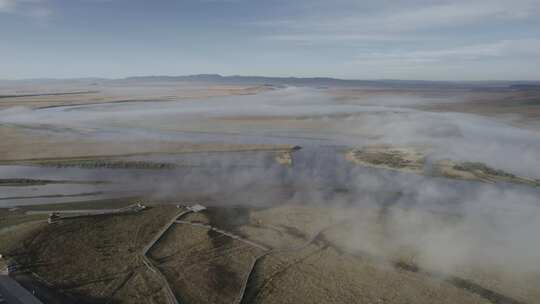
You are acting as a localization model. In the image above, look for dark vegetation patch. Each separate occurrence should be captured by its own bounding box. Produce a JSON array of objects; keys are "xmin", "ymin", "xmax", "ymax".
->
[
  {"xmin": 0, "ymin": 192, "xmax": 104, "ymax": 201},
  {"xmin": 34, "ymin": 160, "xmax": 177, "ymax": 170},
  {"xmin": 0, "ymin": 91, "xmax": 98, "ymax": 99},
  {"xmin": 351, "ymin": 150, "xmax": 421, "ymax": 169},
  {"xmin": 0, "ymin": 178, "xmax": 107, "ymax": 187},
  {"xmin": 453, "ymin": 162, "xmax": 516, "ymax": 178}
]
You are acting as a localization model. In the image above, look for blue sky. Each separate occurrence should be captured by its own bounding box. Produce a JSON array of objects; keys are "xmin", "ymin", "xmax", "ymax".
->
[{"xmin": 1, "ymin": 0, "xmax": 539, "ymax": 80}]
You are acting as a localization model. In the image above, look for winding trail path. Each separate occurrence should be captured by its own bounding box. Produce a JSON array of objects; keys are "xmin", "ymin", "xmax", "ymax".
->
[{"xmin": 141, "ymin": 209, "xmax": 194, "ymax": 304}]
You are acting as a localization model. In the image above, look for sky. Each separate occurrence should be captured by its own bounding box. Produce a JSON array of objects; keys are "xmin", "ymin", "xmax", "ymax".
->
[{"xmin": 1, "ymin": 0, "xmax": 540, "ymax": 80}]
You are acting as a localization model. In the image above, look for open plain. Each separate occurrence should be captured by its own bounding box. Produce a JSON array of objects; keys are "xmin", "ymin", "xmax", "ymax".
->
[{"xmin": 1, "ymin": 77, "xmax": 539, "ymax": 303}]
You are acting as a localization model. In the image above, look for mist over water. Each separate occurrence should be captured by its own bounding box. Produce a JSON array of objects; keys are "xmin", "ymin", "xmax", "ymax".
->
[
  {"xmin": 3, "ymin": 87, "xmax": 540, "ymax": 175},
  {"xmin": 1, "ymin": 86, "xmax": 539, "ymax": 278}
]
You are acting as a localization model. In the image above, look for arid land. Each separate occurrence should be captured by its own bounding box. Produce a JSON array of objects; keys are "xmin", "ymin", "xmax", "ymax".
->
[
  {"xmin": 1, "ymin": 79, "xmax": 539, "ymax": 303},
  {"xmin": 2, "ymin": 201, "xmax": 539, "ymax": 304}
]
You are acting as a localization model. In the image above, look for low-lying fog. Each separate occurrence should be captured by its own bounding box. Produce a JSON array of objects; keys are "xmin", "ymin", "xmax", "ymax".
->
[
  {"xmin": 3, "ymin": 87, "xmax": 540, "ymax": 175},
  {"xmin": 1, "ymin": 86, "xmax": 539, "ymax": 279}
]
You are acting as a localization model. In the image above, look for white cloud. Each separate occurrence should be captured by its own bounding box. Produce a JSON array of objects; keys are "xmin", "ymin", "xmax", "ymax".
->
[
  {"xmin": 0, "ymin": 0, "xmax": 51, "ymax": 18},
  {"xmin": 353, "ymin": 39, "xmax": 540, "ymax": 64},
  {"xmin": 0, "ymin": 0, "xmax": 16, "ymax": 12},
  {"xmin": 341, "ymin": 39, "xmax": 540, "ymax": 80},
  {"xmin": 252, "ymin": 0, "xmax": 540, "ymax": 80},
  {"xmin": 264, "ymin": 33, "xmax": 421, "ymax": 44},
  {"xmin": 257, "ymin": 0, "xmax": 540, "ymax": 44},
  {"xmin": 373, "ymin": 1, "xmax": 537, "ymax": 32}
]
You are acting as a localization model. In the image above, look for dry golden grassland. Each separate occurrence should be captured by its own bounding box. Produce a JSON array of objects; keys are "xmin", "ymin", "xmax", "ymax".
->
[{"xmin": 11, "ymin": 206, "xmax": 178, "ymax": 303}]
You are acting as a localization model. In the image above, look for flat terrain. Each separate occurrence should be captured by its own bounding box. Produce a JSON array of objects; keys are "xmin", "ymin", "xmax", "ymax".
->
[
  {"xmin": 0, "ymin": 81, "xmax": 272, "ymax": 110},
  {"xmin": 328, "ymin": 86, "xmax": 540, "ymax": 131},
  {"xmin": 0, "ymin": 123, "xmax": 296, "ymax": 162},
  {"xmin": 1, "ymin": 81, "xmax": 539, "ymax": 304}
]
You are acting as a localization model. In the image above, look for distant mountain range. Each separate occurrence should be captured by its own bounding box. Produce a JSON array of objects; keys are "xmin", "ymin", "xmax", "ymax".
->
[
  {"xmin": 2, "ymin": 74, "xmax": 540, "ymax": 89},
  {"xmin": 122, "ymin": 74, "xmax": 540, "ymax": 89}
]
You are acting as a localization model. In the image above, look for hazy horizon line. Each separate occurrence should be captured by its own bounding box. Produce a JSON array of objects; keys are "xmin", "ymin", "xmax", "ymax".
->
[{"xmin": 2, "ymin": 74, "xmax": 540, "ymax": 84}]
